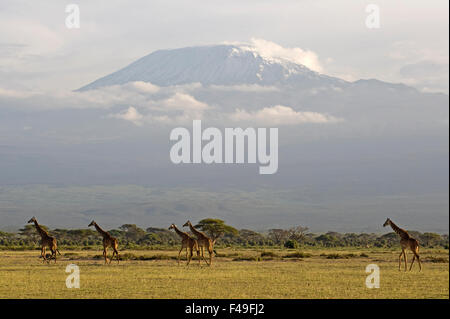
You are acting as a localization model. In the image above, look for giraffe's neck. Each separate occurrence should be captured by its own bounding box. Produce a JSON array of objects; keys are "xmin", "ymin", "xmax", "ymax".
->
[
  {"xmin": 33, "ymin": 220, "xmax": 49, "ymax": 238},
  {"xmin": 188, "ymin": 223, "xmax": 207, "ymax": 239},
  {"xmin": 389, "ymin": 221, "xmax": 409, "ymax": 239},
  {"xmin": 173, "ymin": 225, "xmax": 188, "ymax": 239},
  {"xmin": 94, "ymin": 223, "xmax": 108, "ymax": 238}
]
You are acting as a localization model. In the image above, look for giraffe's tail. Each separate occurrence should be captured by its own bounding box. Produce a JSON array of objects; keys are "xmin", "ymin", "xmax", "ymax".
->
[{"xmin": 56, "ymin": 249, "xmax": 61, "ymax": 255}]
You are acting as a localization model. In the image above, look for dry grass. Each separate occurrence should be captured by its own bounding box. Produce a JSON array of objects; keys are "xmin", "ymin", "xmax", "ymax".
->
[{"xmin": 0, "ymin": 248, "xmax": 447, "ymax": 299}]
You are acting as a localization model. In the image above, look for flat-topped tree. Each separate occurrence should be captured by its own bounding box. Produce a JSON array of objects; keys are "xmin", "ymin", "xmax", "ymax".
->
[
  {"xmin": 194, "ymin": 219, "xmax": 238, "ymax": 243},
  {"xmin": 27, "ymin": 217, "xmax": 60, "ymax": 263},
  {"xmin": 119, "ymin": 224, "xmax": 146, "ymax": 243},
  {"xmin": 88, "ymin": 221, "xmax": 120, "ymax": 264}
]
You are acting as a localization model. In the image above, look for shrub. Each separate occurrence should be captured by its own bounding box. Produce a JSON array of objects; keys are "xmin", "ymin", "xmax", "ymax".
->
[
  {"xmin": 283, "ymin": 251, "xmax": 311, "ymax": 258},
  {"xmin": 326, "ymin": 254, "xmax": 343, "ymax": 259},
  {"xmin": 232, "ymin": 256, "xmax": 258, "ymax": 261},
  {"xmin": 64, "ymin": 252, "xmax": 79, "ymax": 257},
  {"xmin": 260, "ymin": 251, "xmax": 278, "ymax": 258},
  {"xmin": 284, "ymin": 240, "xmax": 299, "ymax": 249},
  {"xmin": 426, "ymin": 256, "xmax": 448, "ymax": 263}
]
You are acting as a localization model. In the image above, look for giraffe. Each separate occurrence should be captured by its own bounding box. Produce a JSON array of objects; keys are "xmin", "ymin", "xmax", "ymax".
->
[
  {"xmin": 183, "ymin": 220, "xmax": 215, "ymax": 266},
  {"xmin": 383, "ymin": 218, "xmax": 422, "ymax": 271},
  {"xmin": 168, "ymin": 224, "xmax": 200, "ymax": 266},
  {"xmin": 88, "ymin": 221, "xmax": 120, "ymax": 264},
  {"xmin": 27, "ymin": 217, "xmax": 60, "ymax": 263}
]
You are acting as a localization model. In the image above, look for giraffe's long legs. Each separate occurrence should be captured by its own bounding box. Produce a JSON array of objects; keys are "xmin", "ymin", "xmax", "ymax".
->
[
  {"xmin": 103, "ymin": 247, "xmax": 108, "ymax": 264},
  {"xmin": 44, "ymin": 247, "xmax": 50, "ymax": 264},
  {"xmin": 409, "ymin": 254, "xmax": 415, "ymax": 271},
  {"xmin": 398, "ymin": 250, "xmax": 403, "ymax": 271},
  {"xmin": 208, "ymin": 247, "xmax": 213, "ymax": 266},
  {"xmin": 403, "ymin": 251, "xmax": 407, "ymax": 272},
  {"xmin": 41, "ymin": 246, "xmax": 46, "ymax": 263},
  {"xmin": 177, "ymin": 247, "xmax": 183, "ymax": 265},
  {"xmin": 200, "ymin": 246, "xmax": 209, "ymax": 265},
  {"xmin": 416, "ymin": 253, "xmax": 422, "ymax": 272},
  {"xmin": 186, "ymin": 248, "xmax": 193, "ymax": 266},
  {"xmin": 52, "ymin": 247, "xmax": 57, "ymax": 263}
]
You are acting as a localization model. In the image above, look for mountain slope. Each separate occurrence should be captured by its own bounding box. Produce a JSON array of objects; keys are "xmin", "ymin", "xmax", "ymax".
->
[{"xmin": 78, "ymin": 44, "xmax": 347, "ymax": 90}]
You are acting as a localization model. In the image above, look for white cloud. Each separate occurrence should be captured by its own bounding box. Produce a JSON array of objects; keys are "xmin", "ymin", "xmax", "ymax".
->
[
  {"xmin": 229, "ymin": 105, "xmax": 341, "ymax": 125},
  {"xmin": 145, "ymin": 93, "xmax": 211, "ymax": 124},
  {"xmin": 238, "ymin": 38, "xmax": 324, "ymax": 73},
  {"xmin": 127, "ymin": 81, "xmax": 160, "ymax": 94},
  {"xmin": 99, "ymin": 90, "xmax": 212, "ymax": 125},
  {"xmin": 162, "ymin": 93, "xmax": 209, "ymax": 111},
  {"xmin": 108, "ymin": 106, "xmax": 143, "ymax": 126}
]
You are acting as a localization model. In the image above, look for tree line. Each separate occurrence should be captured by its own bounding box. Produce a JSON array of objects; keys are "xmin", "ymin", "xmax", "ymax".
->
[{"xmin": 0, "ymin": 218, "xmax": 448, "ymax": 249}]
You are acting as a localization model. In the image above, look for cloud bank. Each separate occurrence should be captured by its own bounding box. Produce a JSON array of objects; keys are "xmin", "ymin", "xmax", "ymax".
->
[
  {"xmin": 229, "ymin": 105, "xmax": 340, "ymax": 125},
  {"xmin": 0, "ymin": 81, "xmax": 341, "ymax": 127}
]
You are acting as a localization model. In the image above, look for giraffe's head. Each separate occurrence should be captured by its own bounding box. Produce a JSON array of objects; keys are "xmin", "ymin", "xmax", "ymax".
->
[
  {"xmin": 168, "ymin": 223, "xmax": 176, "ymax": 230},
  {"xmin": 88, "ymin": 220, "xmax": 96, "ymax": 227},
  {"xmin": 383, "ymin": 218, "xmax": 391, "ymax": 227},
  {"xmin": 27, "ymin": 216, "xmax": 36, "ymax": 223},
  {"xmin": 183, "ymin": 220, "xmax": 191, "ymax": 227}
]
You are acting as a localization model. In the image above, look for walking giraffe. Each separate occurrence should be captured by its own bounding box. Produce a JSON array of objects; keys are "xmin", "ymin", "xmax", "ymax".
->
[
  {"xmin": 27, "ymin": 217, "xmax": 60, "ymax": 263},
  {"xmin": 183, "ymin": 220, "xmax": 215, "ymax": 266},
  {"xmin": 168, "ymin": 224, "xmax": 200, "ymax": 266},
  {"xmin": 88, "ymin": 221, "xmax": 120, "ymax": 264},
  {"xmin": 383, "ymin": 218, "xmax": 422, "ymax": 271}
]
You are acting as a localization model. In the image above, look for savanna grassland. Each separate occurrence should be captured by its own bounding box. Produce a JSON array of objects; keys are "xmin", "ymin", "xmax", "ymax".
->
[{"xmin": 0, "ymin": 247, "xmax": 448, "ymax": 299}]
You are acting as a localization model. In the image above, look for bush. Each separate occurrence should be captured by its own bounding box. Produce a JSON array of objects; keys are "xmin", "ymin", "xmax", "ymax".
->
[
  {"xmin": 260, "ymin": 251, "xmax": 278, "ymax": 258},
  {"xmin": 232, "ymin": 256, "xmax": 258, "ymax": 261},
  {"xmin": 283, "ymin": 251, "xmax": 311, "ymax": 258},
  {"xmin": 426, "ymin": 256, "xmax": 448, "ymax": 263},
  {"xmin": 284, "ymin": 240, "xmax": 299, "ymax": 249}
]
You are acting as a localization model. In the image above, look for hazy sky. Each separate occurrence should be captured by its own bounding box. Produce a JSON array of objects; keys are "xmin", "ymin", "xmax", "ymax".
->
[
  {"xmin": 0, "ymin": 1, "xmax": 448, "ymax": 231},
  {"xmin": 0, "ymin": 0, "xmax": 448, "ymax": 93}
]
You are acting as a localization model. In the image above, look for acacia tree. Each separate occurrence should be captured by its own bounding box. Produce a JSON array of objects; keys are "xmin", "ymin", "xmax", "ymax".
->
[
  {"xmin": 238, "ymin": 229, "xmax": 266, "ymax": 246},
  {"xmin": 119, "ymin": 224, "xmax": 146, "ymax": 242},
  {"xmin": 195, "ymin": 219, "xmax": 238, "ymax": 242},
  {"xmin": 268, "ymin": 229, "xmax": 290, "ymax": 245},
  {"xmin": 288, "ymin": 225, "xmax": 309, "ymax": 244}
]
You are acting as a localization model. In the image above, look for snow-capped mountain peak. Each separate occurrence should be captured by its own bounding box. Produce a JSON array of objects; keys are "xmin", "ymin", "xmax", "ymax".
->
[{"xmin": 78, "ymin": 43, "xmax": 342, "ymax": 91}]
